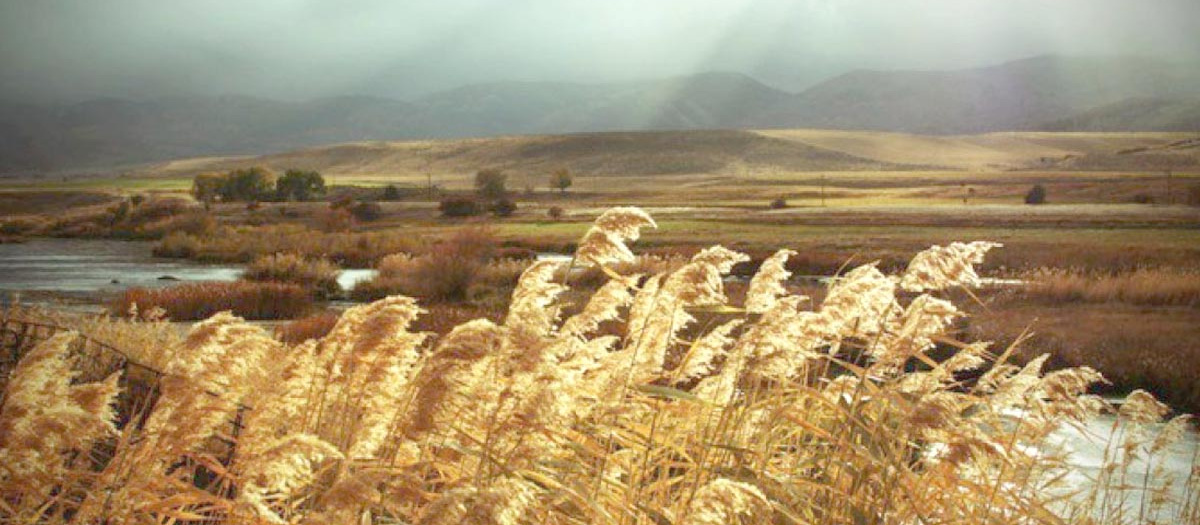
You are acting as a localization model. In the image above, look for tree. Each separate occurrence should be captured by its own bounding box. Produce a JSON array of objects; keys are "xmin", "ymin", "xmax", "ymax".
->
[
  {"xmin": 1024, "ymin": 184, "xmax": 1047, "ymax": 205},
  {"xmin": 275, "ymin": 170, "xmax": 325, "ymax": 201},
  {"xmin": 382, "ymin": 184, "xmax": 402, "ymax": 201},
  {"xmin": 475, "ymin": 169, "xmax": 507, "ymax": 200},
  {"xmin": 215, "ymin": 167, "xmax": 277, "ymax": 202},
  {"xmin": 192, "ymin": 172, "xmax": 225, "ymax": 204},
  {"xmin": 550, "ymin": 167, "xmax": 573, "ymax": 195},
  {"xmin": 547, "ymin": 206, "xmax": 565, "ymax": 220}
]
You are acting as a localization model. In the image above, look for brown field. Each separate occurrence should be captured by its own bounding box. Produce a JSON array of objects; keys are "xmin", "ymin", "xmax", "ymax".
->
[
  {"xmin": 0, "ymin": 208, "xmax": 1195, "ymax": 524},
  {"xmin": 2, "ymin": 128, "xmax": 1199, "ymax": 411},
  {"xmin": 114, "ymin": 281, "xmax": 314, "ymax": 321}
]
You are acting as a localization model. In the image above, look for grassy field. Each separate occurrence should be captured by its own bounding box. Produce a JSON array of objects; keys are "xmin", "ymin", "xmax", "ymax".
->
[
  {"xmin": 1, "ymin": 208, "xmax": 1195, "ymax": 524},
  {"xmin": 2, "ymin": 128, "xmax": 1199, "ymax": 414}
]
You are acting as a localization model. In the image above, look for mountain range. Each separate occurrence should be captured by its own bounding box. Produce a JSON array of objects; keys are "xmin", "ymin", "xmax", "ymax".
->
[{"xmin": 2, "ymin": 55, "xmax": 1199, "ymax": 174}]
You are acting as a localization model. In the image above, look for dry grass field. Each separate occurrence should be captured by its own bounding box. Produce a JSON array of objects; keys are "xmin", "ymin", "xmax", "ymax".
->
[
  {"xmin": 2, "ymin": 130, "xmax": 1199, "ymax": 524},
  {"xmin": 0, "ymin": 208, "xmax": 1196, "ymax": 524},
  {"xmin": 3, "ymin": 131, "xmax": 1198, "ymax": 420}
]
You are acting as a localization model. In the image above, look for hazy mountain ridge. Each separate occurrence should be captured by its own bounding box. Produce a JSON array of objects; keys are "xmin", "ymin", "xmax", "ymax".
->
[
  {"xmin": 3, "ymin": 56, "xmax": 1199, "ymax": 174},
  {"xmin": 765, "ymin": 56, "xmax": 1200, "ymax": 133},
  {"xmin": 1041, "ymin": 97, "xmax": 1200, "ymax": 132}
]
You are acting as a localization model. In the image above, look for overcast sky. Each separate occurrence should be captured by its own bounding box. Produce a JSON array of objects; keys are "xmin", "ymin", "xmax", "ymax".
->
[{"xmin": 2, "ymin": 0, "xmax": 1198, "ymax": 104}]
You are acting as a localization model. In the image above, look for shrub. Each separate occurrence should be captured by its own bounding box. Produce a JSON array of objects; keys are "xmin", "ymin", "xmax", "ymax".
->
[
  {"xmin": 1130, "ymin": 193, "xmax": 1155, "ymax": 204},
  {"xmin": 770, "ymin": 197, "xmax": 788, "ymax": 209},
  {"xmin": 114, "ymin": 281, "xmax": 312, "ymax": 321},
  {"xmin": 242, "ymin": 253, "xmax": 342, "ymax": 299},
  {"xmin": 275, "ymin": 311, "xmax": 341, "ymax": 344},
  {"xmin": 438, "ymin": 197, "xmax": 481, "ymax": 217},
  {"xmin": 1025, "ymin": 183, "xmax": 1047, "ymax": 204},
  {"xmin": 152, "ymin": 231, "xmax": 203, "ymax": 258},
  {"xmin": 491, "ymin": 198, "xmax": 517, "ymax": 217},
  {"xmin": 350, "ymin": 201, "xmax": 383, "ymax": 222},
  {"xmin": 246, "ymin": 201, "xmax": 262, "ymax": 212},
  {"xmin": 152, "ymin": 224, "xmax": 423, "ymax": 266},
  {"xmin": 352, "ymin": 227, "xmax": 496, "ymax": 302},
  {"xmin": 128, "ymin": 197, "xmax": 192, "ymax": 223},
  {"xmin": 320, "ymin": 208, "xmax": 353, "ymax": 232},
  {"xmin": 133, "ymin": 211, "xmax": 216, "ymax": 239},
  {"xmin": 548, "ymin": 206, "xmax": 564, "ymax": 220}
]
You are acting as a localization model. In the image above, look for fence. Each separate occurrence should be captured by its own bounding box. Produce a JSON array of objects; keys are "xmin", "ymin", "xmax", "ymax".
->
[{"xmin": 0, "ymin": 312, "xmax": 247, "ymax": 459}]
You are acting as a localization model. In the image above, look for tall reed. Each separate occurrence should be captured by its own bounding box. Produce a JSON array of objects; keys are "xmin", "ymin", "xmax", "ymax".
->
[{"xmin": 1, "ymin": 207, "xmax": 1195, "ymax": 525}]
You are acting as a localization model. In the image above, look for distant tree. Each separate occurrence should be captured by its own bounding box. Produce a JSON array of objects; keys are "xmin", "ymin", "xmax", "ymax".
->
[
  {"xmin": 192, "ymin": 172, "xmax": 226, "ymax": 204},
  {"xmin": 550, "ymin": 167, "xmax": 573, "ymax": 195},
  {"xmin": 547, "ymin": 206, "xmax": 565, "ymax": 221},
  {"xmin": 475, "ymin": 169, "xmax": 508, "ymax": 200},
  {"xmin": 439, "ymin": 197, "xmax": 481, "ymax": 217},
  {"xmin": 218, "ymin": 167, "xmax": 277, "ymax": 202},
  {"xmin": 275, "ymin": 170, "xmax": 325, "ymax": 201},
  {"xmin": 1024, "ymin": 184, "xmax": 1047, "ymax": 205},
  {"xmin": 769, "ymin": 197, "xmax": 788, "ymax": 209},
  {"xmin": 350, "ymin": 201, "xmax": 383, "ymax": 222},
  {"xmin": 491, "ymin": 198, "xmax": 517, "ymax": 218},
  {"xmin": 382, "ymin": 184, "xmax": 402, "ymax": 201}
]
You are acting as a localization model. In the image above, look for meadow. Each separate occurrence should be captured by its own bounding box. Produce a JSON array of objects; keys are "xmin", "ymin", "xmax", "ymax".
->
[
  {"xmin": 1, "ymin": 129, "xmax": 1199, "ymax": 523},
  {"xmin": 0, "ymin": 207, "xmax": 1196, "ymax": 524}
]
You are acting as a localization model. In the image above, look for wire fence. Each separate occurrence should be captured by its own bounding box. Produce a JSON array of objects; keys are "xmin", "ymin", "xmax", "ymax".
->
[{"xmin": 0, "ymin": 313, "xmax": 247, "ymax": 458}]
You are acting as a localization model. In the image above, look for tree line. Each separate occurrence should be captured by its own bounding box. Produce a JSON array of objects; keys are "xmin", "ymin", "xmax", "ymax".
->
[{"xmin": 192, "ymin": 168, "xmax": 326, "ymax": 204}]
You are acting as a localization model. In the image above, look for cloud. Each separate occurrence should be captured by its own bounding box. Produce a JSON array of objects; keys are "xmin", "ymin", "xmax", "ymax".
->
[{"xmin": 1, "ymin": 0, "xmax": 1197, "ymax": 103}]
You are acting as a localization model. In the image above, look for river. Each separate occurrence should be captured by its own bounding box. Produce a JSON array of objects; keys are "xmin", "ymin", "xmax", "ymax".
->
[{"xmin": 0, "ymin": 238, "xmax": 375, "ymax": 301}]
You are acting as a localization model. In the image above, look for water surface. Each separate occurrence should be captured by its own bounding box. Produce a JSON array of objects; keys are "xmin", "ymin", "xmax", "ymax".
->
[{"xmin": 0, "ymin": 238, "xmax": 376, "ymax": 296}]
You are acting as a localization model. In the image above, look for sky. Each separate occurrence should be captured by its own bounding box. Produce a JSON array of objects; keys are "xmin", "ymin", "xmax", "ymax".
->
[{"xmin": 1, "ymin": 0, "xmax": 1198, "ymax": 104}]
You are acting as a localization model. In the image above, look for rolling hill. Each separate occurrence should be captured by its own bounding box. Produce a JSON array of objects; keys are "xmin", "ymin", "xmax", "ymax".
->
[
  {"xmin": 142, "ymin": 129, "xmax": 1200, "ymax": 179},
  {"xmin": 142, "ymin": 129, "xmax": 928, "ymax": 178},
  {"xmin": 3, "ymin": 55, "xmax": 1199, "ymax": 174}
]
